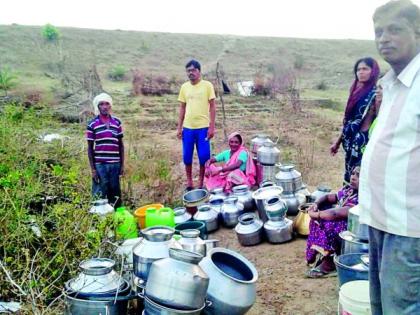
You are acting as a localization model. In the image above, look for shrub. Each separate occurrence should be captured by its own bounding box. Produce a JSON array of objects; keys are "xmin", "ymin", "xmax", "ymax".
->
[
  {"xmin": 0, "ymin": 67, "xmax": 18, "ymax": 96},
  {"xmin": 108, "ymin": 65, "xmax": 127, "ymax": 81},
  {"xmin": 42, "ymin": 24, "xmax": 60, "ymax": 42},
  {"xmin": 132, "ymin": 70, "xmax": 173, "ymax": 96}
]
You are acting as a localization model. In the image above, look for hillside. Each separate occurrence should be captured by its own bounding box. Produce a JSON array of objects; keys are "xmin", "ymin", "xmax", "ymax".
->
[{"xmin": 0, "ymin": 24, "xmax": 386, "ymax": 91}]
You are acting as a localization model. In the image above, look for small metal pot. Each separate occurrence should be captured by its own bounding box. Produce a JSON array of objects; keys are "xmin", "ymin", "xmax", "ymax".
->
[
  {"xmin": 194, "ymin": 204, "xmax": 219, "ymax": 233},
  {"xmin": 220, "ymin": 197, "xmax": 245, "ymax": 228},
  {"xmin": 178, "ymin": 229, "xmax": 206, "ymax": 256},
  {"xmin": 252, "ymin": 185, "xmax": 283, "ymax": 223},
  {"xmin": 235, "ymin": 213, "xmax": 264, "ymax": 246},
  {"xmin": 347, "ymin": 205, "xmax": 369, "ymax": 241},
  {"xmin": 263, "ymin": 196, "xmax": 288, "ymax": 221},
  {"xmin": 264, "ymin": 218, "xmax": 293, "ymax": 243},
  {"xmin": 183, "ymin": 189, "xmax": 209, "ymax": 208},
  {"xmin": 174, "ymin": 207, "xmax": 192, "ymax": 225}
]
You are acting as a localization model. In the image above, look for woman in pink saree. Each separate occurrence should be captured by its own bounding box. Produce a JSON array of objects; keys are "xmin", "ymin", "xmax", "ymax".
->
[{"xmin": 204, "ymin": 132, "xmax": 256, "ymax": 192}]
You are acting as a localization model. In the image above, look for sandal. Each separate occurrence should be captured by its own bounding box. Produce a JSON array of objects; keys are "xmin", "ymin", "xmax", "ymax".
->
[{"xmin": 305, "ymin": 267, "xmax": 337, "ymax": 278}]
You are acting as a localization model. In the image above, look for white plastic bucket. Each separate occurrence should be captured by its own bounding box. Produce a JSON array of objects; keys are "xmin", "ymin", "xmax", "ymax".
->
[{"xmin": 338, "ymin": 280, "xmax": 371, "ymax": 315}]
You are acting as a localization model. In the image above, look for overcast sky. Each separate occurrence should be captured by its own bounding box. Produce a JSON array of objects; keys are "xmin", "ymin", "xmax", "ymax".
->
[{"xmin": 1, "ymin": 0, "xmax": 420, "ymax": 40}]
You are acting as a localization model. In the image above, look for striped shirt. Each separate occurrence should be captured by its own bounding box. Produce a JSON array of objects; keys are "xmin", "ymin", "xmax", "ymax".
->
[
  {"xmin": 86, "ymin": 115, "xmax": 123, "ymax": 164},
  {"xmin": 359, "ymin": 52, "xmax": 420, "ymax": 238}
]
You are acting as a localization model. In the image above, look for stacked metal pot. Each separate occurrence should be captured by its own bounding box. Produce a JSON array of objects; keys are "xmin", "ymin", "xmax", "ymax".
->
[
  {"xmin": 263, "ymin": 196, "xmax": 293, "ymax": 243},
  {"xmin": 64, "ymin": 258, "xmax": 133, "ymax": 315},
  {"xmin": 141, "ymin": 248, "xmax": 210, "ymax": 314},
  {"xmin": 339, "ymin": 205, "xmax": 369, "ymax": 254},
  {"xmin": 274, "ymin": 164, "xmax": 306, "ymax": 215},
  {"xmin": 252, "ymin": 135, "xmax": 280, "ymax": 185}
]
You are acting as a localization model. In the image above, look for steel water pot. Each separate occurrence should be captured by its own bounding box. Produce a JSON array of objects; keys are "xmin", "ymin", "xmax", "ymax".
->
[
  {"xmin": 280, "ymin": 191, "xmax": 305, "ymax": 216},
  {"xmin": 133, "ymin": 226, "xmax": 181, "ymax": 281},
  {"xmin": 232, "ymin": 185, "xmax": 256, "ymax": 212},
  {"xmin": 209, "ymin": 188, "xmax": 227, "ymax": 202},
  {"xmin": 199, "ymin": 248, "xmax": 258, "ymax": 315},
  {"xmin": 257, "ymin": 142, "xmax": 280, "ymax": 165},
  {"xmin": 142, "ymin": 295, "xmax": 206, "ymax": 315},
  {"xmin": 263, "ymin": 196, "xmax": 288, "ymax": 221},
  {"xmin": 174, "ymin": 207, "xmax": 192, "ymax": 225},
  {"xmin": 252, "ymin": 185, "xmax": 283, "ymax": 222},
  {"xmin": 235, "ymin": 213, "xmax": 264, "ymax": 246},
  {"xmin": 178, "ymin": 229, "xmax": 206, "ymax": 256},
  {"xmin": 250, "ymin": 134, "xmax": 273, "ymax": 156},
  {"xmin": 274, "ymin": 164, "xmax": 303, "ymax": 193},
  {"xmin": 145, "ymin": 248, "xmax": 209, "ymax": 310},
  {"xmin": 220, "ymin": 197, "xmax": 245, "ymax": 228},
  {"xmin": 194, "ymin": 204, "xmax": 219, "ymax": 233},
  {"xmin": 264, "ymin": 218, "xmax": 294, "ymax": 243},
  {"xmin": 310, "ymin": 184, "xmax": 332, "ymax": 202},
  {"xmin": 339, "ymin": 231, "xmax": 369, "ymax": 254}
]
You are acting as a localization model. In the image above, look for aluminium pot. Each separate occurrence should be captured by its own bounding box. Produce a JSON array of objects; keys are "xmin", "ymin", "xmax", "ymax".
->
[
  {"xmin": 89, "ymin": 199, "xmax": 114, "ymax": 216},
  {"xmin": 145, "ymin": 248, "xmax": 209, "ymax": 310},
  {"xmin": 64, "ymin": 292, "xmax": 132, "ymax": 315},
  {"xmin": 142, "ymin": 295, "xmax": 206, "ymax": 315},
  {"xmin": 339, "ymin": 231, "xmax": 369, "ymax": 254},
  {"xmin": 178, "ymin": 229, "xmax": 206, "ymax": 256},
  {"xmin": 174, "ymin": 207, "xmax": 192, "ymax": 225},
  {"xmin": 235, "ymin": 213, "xmax": 264, "ymax": 246},
  {"xmin": 231, "ymin": 185, "xmax": 256, "ymax": 212},
  {"xmin": 280, "ymin": 191, "xmax": 305, "ymax": 216},
  {"xmin": 209, "ymin": 188, "xmax": 227, "ymax": 202},
  {"xmin": 263, "ymin": 196, "xmax": 288, "ymax": 221},
  {"xmin": 199, "ymin": 248, "xmax": 258, "ymax": 315},
  {"xmin": 252, "ymin": 185, "xmax": 283, "ymax": 223},
  {"xmin": 257, "ymin": 142, "xmax": 280, "ymax": 165},
  {"xmin": 347, "ymin": 205, "xmax": 369, "ymax": 241},
  {"xmin": 220, "ymin": 197, "xmax": 245, "ymax": 228},
  {"xmin": 133, "ymin": 226, "xmax": 181, "ymax": 281},
  {"xmin": 250, "ymin": 134, "xmax": 273, "ymax": 157},
  {"xmin": 310, "ymin": 184, "xmax": 332, "ymax": 203},
  {"xmin": 194, "ymin": 204, "xmax": 219, "ymax": 233},
  {"xmin": 274, "ymin": 164, "xmax": 303, "ymax": 193},
  {"xmin": 264, "ymin": 218, "xmax": 294, "ymax": 243},
  {"xmin": 183, "ymin": 189, "xmax": 209, "ymax": 208}
]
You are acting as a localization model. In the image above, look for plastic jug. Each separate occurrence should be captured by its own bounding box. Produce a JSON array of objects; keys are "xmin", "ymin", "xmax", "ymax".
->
[
  {"xmin": 145, "ymin": 207, "xmax": 175, "ymax": 227},
  {"xmin": 114, "ymin": 207, "xmax": 138, "ymax": 240},
  {"xmin": 134, "ymin": 203, "xmax": 164, "ymax": 228}
]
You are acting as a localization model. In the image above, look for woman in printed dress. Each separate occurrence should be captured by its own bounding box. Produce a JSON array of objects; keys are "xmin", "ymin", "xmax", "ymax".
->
[{"xmin": 305, "ymin": 166, "xmax": 360, "ymax": 278}]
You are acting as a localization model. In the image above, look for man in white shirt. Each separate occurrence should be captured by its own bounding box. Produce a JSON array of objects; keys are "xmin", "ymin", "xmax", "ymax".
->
[{"xmin": 359, "ymin": 1, "xmax": 420, "ymax": 314}]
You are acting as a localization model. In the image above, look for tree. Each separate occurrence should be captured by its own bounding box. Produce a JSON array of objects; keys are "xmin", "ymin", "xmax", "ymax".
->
[
  {"xmin": 42, "ymin": 24, "xmax": 60, "ymax": 42},
  {"xmin": 0, "ymin": 67, "xmax": 18, "ymax": 96}
]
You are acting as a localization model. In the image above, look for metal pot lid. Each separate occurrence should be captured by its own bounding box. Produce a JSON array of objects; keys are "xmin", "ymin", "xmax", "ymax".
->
[
  {"xmin": 252, "ymin": 186, "xmax": 283, "ymax": 200},
  {"xmin": 141, "ymin": 226, "xmax": 175, "ymax": 242},
  {"xmin": 79, "ymin": 258, "xmax": 115, "ymax": 276},
  {"xmin": 169, "ymin": 248, "xmax": 203, "ymax": 264}
]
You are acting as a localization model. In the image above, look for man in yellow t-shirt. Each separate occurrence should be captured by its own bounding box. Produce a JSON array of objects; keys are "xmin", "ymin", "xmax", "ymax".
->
[{"xmin": 177, "ymin": 60, "xmax": 216, "ymax": 190}]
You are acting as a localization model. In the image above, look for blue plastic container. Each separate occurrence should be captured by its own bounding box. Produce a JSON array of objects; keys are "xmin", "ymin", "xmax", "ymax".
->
[{"xmin": 334, "ymin": 253, "xmax": 369, "ymax": 287}]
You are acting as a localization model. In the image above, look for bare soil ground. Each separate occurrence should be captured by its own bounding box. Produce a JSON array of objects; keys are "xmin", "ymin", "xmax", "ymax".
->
[{"xmin": 113, "ymin": 93, "xmax": 345, "ymax": 315}]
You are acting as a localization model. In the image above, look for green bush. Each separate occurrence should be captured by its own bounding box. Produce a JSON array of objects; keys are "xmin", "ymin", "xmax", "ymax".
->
[
  {"xmin": 108, "ymin": 65, "xmax": 127, "ymax": 81},
  {"xmin": 0, "ymin": 67, "xmax": 18, "ymax": 96},
  {"xmin": 42, "ymin": 24, "xmax": 60, "ymax": 42},
  {"xmin": 0, "ymin": 103, "xmax": 114, "ymax": 312}
]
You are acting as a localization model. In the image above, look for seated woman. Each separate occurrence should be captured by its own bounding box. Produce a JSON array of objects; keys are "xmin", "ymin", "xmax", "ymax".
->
[
  {"xmin": 204, "ymin": 132, "xmax": 256, "ymax": 192},
  {"xmin": 305, "ymin": 166, "xmax": 360, "ymax": 278}
]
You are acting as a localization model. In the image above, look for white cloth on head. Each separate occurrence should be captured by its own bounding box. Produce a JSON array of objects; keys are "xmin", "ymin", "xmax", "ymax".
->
[{"xmin": 92, "ymin": 93, "xmax": 112, "ymax": 115}]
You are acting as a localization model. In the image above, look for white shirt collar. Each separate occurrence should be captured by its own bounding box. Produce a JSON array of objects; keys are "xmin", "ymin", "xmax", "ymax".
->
[{"xmin": 381, "ymin": 52, "xmax": 420, "ymax": 88}]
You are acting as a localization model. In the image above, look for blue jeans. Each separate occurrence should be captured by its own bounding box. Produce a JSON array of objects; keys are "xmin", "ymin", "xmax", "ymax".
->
[
  {"xmin": 182, "ymin": 127, "xmax": 211, "ymax": 166},
  {"xmin": 368, "ymin": 226, "xmax": 420, "ymax": 315},
  {"xmin": 92, "ymin": 163, "xmax": 122, "ymax": 207}
]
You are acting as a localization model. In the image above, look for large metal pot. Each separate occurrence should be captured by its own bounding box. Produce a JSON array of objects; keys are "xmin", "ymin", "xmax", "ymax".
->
[
  {"xmin": 142, "ymin": 295, "xmax": 206, "ymax": 315},
  {"xmin": 89, "ymin": 199, "xmax": 114, "ymax": 216},
  {"xmin": 274, "ymin": 164, "xmax": 303, "ymax": 193},
  {"xmin": 235, "ymin": 213, "xmax": 264, "ymax": 246},
  {"xmin": 220, "ymin": 197, "xmax": 245, "ymax": 228},
  {"xmin": 232, "ymin": 185, "xmax": 256, "ymax": 212},
  {"xmin": 257, "ymin": 142, "xmax": 280, "ymax": 165},
  {"xmin": 183, "ymin": 189, "xmax": 209, "ymax": 208},
  {"xmin": 174, "ymin": 207, "xmax": 192, "ymax": 225},
  {"xmin": 280, "ymin": 192, "xmax": 305, "ymax": 216},
  {"xmin": 250, "ymin": 134, "xmax": 273, "ymax": 157},
  {"xmin": 310, "ymin": 184, "xmax": 332, "ymax": 202},
  {"xmin": 199, "ymin": 248, "xmax": 258, "ymax": 315},
  {"xmin": 347, "ymin": 205, "xmax": 369, "ymax": 241},
  {"xmin": 178, "ymin": 229, "xmax": 206, "ymax": 256},
  {"xmin": 145, "ymin": 249, "xmax": 209, "ymax": 310},
  {"xmin": 194, "ymin": 204, "xmax": 219, "ymax": 233},
  {"xmin": 339, "ymin": 231, "xmax": 369, "ymax": 254},
  {"xmin": 252, "ymin": 185, "xmax": 283, "ymax": 223},
  {"xmin": 264, "ymin": 218, "xmax": 294, "ymax": 243},
  {"xmin": 263, "ymin": 196, "xmax": 288, "ymax": 221},
  {"xmin": 133, "ymin": 226, "xmax": 181, "ymax": 281},
  {"xmin": 64, "ymin": 293, "xmax": 131, "ymax": 315},
  {"xmin": 65, "ymin": 258, "xmax": 125, "ymax": 297}
]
